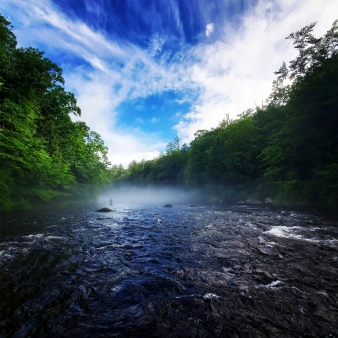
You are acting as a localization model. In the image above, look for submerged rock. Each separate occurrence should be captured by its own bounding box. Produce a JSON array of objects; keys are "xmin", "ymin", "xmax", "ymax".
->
[
  {"xmin": 163, "ymin": 204, "xmax": 173, "ymax": 208},
  {"xmin": 96, "ymin": 207, "xmax": 113, "ymax": 212}
]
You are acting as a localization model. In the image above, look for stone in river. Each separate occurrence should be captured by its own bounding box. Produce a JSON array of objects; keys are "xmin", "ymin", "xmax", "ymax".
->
[{"xmin": 97, "ymin": 207, "xmax": 113, "ymax": 212}]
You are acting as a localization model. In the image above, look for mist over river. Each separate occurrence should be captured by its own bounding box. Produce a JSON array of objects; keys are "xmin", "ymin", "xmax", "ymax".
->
[{"xmin": 0, "ymin": 203, "xmax": 337, "ymax": 337}]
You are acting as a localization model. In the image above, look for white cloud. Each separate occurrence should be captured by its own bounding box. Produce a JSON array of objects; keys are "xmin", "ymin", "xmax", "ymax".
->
[
  {"xmin": 206, "ymin": 23, "xmax": 214, "ymax": 37},
  {"xmin": 151, "ymin": 117, "xmax": 159, "ymax": 123}
]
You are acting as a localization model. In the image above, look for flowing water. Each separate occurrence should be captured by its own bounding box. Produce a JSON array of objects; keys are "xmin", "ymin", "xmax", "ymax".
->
[{"xmin": 0, "ymin": 204, "xmax": 337, "ymax": 337}]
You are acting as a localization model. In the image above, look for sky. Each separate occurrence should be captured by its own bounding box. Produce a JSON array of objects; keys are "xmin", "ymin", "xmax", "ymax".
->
[{"xmin": 1, "ymin": 0, "xmax": 337, "ymax": 167}]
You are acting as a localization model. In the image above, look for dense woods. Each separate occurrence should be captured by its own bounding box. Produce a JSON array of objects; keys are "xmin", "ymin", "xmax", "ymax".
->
[
  {"xmin": 1, "ymin": 15, "xmax": 337, "ymax": 211},
  {"xmin": 0, "ymin": 15, "xmax": 112, "ymax": 211},
  {"xmin": 114, "ymin": 20, "xmax": 338, "ymax": 208}
]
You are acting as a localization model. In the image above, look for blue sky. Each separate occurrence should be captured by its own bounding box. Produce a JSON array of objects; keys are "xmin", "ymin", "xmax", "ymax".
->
[{"xmin": 1, "ymin": 0, "xmax": 337, "ymax": 166}]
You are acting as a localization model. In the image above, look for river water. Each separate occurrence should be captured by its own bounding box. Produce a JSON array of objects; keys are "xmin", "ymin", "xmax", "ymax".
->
[{"xmin": 0, "ymin": 204, "xmax": 337, "ymax": 337}]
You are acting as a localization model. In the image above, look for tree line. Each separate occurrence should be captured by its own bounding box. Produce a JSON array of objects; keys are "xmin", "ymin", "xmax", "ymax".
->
[
  {"xmin": 0, "ymin": 14, "xmax": 112, "ymax": 211},
  {"xmin": 113, "ymin": 20, "xmax": 338, "ymax": 208}
]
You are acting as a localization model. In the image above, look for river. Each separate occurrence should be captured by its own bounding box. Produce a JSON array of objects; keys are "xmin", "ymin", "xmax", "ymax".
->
[{"xmin": 0, "ymin": 203, "xmax": 337, "ymax": 337}]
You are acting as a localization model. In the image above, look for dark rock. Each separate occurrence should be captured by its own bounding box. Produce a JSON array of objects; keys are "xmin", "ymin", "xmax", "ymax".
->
[
  {"xmin": 96, "ymin": 207, "xmax": 112, "ymax": 212},
  {"xmin": 189, "ymin": 204, "xmax": 197, "ymax": 207},
  {"xmin": 163, "ymin": 204, "xmax": 173, "ymax": 208}
]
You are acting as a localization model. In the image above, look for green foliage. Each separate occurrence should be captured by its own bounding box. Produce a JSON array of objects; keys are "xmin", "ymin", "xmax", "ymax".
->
[
  {"xmin": 275, "ymin": 20, "xmax": 338, "ymax": 82},
  {"xmin": 0, "ymin": 14, "xmax": 111, "ymax": 211},
  {"xmin": 121, "ymin": 136, "xmax": 188, "ymax": 186},
  {"xmin": 261, "ymin": 20, "xmax": 338, "ymax": 205}
]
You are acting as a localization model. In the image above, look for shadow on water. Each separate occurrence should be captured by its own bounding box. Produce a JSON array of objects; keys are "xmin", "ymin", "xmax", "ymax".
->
[{"xmin": 0, "ymin": 204, "xmax": 338, "ymax": 337}]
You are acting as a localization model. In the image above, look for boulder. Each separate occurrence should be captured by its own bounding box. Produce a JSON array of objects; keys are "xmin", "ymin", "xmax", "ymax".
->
[
  {"xmin": 163, "ymin": 204, "xmax": 173, "ymax": 208},
  {"xmin": 96, "ymin": 207, "xmax": 112, "ymax": 212}
]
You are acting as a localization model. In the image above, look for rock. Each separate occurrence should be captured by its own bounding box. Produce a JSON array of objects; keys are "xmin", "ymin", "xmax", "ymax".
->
[
  {"xmin": 189, "ymin": 204, "xmax": 197, "ymax": 207},
  {"xmin": 96, "ymin": 207, "xmax": 112, "ymax": 212},
  {"xmin": 163, "ymin": 204, "xmax": 173, "ymax": 208},
  {"xmin": 264, "ymin": 198, "xmax": 274, "ymax": 204},
  {"xmin": 245, "ymin": 199, "xmax": 253, "ymax": 204}
]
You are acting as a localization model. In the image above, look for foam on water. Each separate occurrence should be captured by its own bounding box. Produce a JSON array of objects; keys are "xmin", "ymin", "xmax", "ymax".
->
[
  {"xmin": 266, "ymin": 226, "xmax": 304, "ymax": 239},
  {"xmin": 45, "ymin": 236, "xmax": 64, "ymax": 240},
  {"xmin": 266, "ymin": 225, "xmax": 338, "ymax": 247},
  {"xmin": 203, "ymin": 293, "xmax": 220, "ymax": 299},
  {"xmin": 23, "ymin": 234, "xmax": 44, "ymax": 239},
  {"xmin": 256, "ymin": 280, "xmax": 284, "ymax": 288}
]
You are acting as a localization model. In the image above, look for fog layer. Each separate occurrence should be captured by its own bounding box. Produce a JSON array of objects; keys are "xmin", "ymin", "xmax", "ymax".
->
[{"xmin": 98, "ymin": 186, "xmax": 203, "ymax": 207}]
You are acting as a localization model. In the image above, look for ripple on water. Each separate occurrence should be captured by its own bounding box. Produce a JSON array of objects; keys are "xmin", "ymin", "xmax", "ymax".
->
[{"xmin": 0, "ymin": 204, "xmax": 337, "ymax": 337}]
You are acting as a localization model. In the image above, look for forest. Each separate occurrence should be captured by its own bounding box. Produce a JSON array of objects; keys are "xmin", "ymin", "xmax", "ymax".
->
[
  {"xmin": 0, "ymin": 14, "xmax": 112, "ymax": 211},
  {"xmin": 1, "ymin": 14, "xmax": 337, "ymax": 211},
  {"xmin": 112, "ymin": 20, "xmax": 338, "ymax": 208}
]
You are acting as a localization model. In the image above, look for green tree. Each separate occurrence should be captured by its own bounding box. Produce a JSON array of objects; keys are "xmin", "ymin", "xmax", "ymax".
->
[
  {"xmin": 261, "ymin": 20, "xmax": 338, "ymax": 205},
  {"xmin": 0, "ymin": 14, "xmax": 112, "ymax": 210}
]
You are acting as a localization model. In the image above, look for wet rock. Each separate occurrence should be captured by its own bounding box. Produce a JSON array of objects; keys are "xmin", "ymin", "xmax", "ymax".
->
[
  {"xmin": 96, "ymin": 207, "xmax": 112, "ymax": 212},
  {"xmin": 264, "ymin": 198, "xmax": 274, "ymax": 204},
  {"xmin": 163, "ymin": 204, "xmax": 173, "ymax": 208},
  {"xmin": 189, "ymin": 204, "xmax": 197, "ymax": 207}
]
